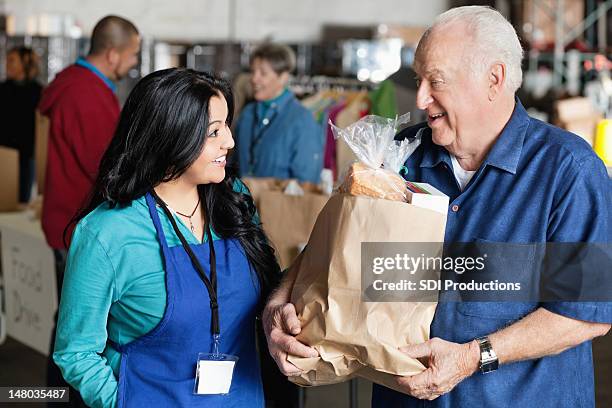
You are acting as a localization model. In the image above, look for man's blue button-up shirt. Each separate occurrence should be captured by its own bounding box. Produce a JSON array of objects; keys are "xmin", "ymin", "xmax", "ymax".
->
[{"xmin": 373, "ymin": 99, "xmax": 611, "ymax": 407}]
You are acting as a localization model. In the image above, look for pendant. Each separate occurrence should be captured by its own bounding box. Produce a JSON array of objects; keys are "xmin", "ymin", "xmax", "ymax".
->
[{"xmin": 189, "ymin": 220, "xmax": 195, "ymax": 234}]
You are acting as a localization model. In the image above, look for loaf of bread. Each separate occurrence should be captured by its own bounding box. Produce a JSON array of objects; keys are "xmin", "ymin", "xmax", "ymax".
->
[{"xmin": 339, "ymin": 162, "xmax": 408, "ymax": 202}]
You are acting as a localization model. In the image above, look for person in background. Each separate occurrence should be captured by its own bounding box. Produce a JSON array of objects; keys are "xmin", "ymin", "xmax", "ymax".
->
[
  {"xmin": 54, "ymin": 68, "xmax": 280, "ymax": 408},
  {"xmin": 37, "ymin": 15, "xmax": 140, "ymax": 407},
  {"xmin": 0, "ymin": 46, "xmax": 43, "ymax": 204},
  {"xmin": 234, "ymin": 43, "xmax": 324, "ymax": 184}
]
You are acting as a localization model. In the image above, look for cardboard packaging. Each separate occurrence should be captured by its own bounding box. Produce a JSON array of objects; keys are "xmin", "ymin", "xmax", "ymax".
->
[
  {"xmin": 0, "ymin": 212, "xmax": 57, "ymax": 356},
  {"xmin": 35, "ymin": 110, "xmax": 50, "ymax": 196},
  {"xmin": 406, "ymin": 181, "xmax": 449, "ymax": 215},
  {"xmin": 553, "ymin": 97, "xmax": 603, "ymax": 146},
  {"xmin": 0, "ymin": 147, "xmax": 19, "ymax": 211}
]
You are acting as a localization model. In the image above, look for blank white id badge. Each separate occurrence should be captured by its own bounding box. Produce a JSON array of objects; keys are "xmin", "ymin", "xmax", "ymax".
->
[{"xmin": 193, "ymin": 353, "xmax": 239, "ymax": 395}]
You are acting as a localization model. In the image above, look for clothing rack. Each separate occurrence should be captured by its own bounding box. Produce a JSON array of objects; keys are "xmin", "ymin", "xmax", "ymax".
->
[{"xmin": 289, "ymin": 75, "xmax": 377, "ymax": 95}]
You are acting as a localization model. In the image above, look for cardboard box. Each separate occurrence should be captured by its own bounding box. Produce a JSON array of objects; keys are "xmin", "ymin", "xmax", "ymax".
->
[
  {"xmin": 563, "ymin": 116, "xmax": 600, "ymax": 146},
  {"xmin": 375, "ymin": 24, "xmax": 427, "ymax": 47},
  {"xmin": 554, "ymin": 97, "xmax": 603, "ymax": 146},
  {"xmin": 35, "ymin": 110, "xmax": 50, "ymax": 196},
  {"xmin": 0, "ymin": 147, "xmax": 19, "ymax": 212},
  {"xmin": 0, "ymin": 212, "xmax": 57, "ymax": 356},
  {"xmin": 554, "ymin": 97, "xmax": 598, "ymax": 123},
  {"xmin": 406, "ymin": 182, "xmax": 449, "ymax": 215}
]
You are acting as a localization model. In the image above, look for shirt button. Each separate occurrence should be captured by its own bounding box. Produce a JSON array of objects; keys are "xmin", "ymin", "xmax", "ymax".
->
[
  {"xmin": 451, "ymin": 204, "xmax": 459, "ymax": 212},
  {"xmin": 262, "ymin": 118, "xmax": 270, "ymax": 125}
]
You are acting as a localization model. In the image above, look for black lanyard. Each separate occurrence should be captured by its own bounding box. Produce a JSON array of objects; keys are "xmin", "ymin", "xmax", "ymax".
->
[
  {"xmin": 249, "ymin": 105, "xmax": 279, "ymax": 170},
  {"xmin": 151, "ymin": 190, "xmax": 220, "ymax": 337}
]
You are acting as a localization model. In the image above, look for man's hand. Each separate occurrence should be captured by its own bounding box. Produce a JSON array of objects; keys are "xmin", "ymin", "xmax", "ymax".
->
[
  {"xmin": 262, "ymin": 302, "xmax": 319, "ymax": 376},
  {"xmin": 396, "ymin": 337, "xmax": 480, "ymax": 400}
]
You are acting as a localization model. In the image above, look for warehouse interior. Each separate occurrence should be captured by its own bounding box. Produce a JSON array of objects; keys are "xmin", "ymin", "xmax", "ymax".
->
[{"xmin": 0, "ymin": 0, "xmax": 611, "ymax": 407}]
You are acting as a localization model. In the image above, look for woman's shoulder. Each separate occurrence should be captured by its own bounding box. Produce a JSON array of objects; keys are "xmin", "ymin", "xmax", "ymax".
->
[
  {"xmin": 286, "ymin": 95, "xmax": 317, "ymax": 123},
  {"xmin": 77, "ymin": 196, "xmax": 153, "ymax": 244}
]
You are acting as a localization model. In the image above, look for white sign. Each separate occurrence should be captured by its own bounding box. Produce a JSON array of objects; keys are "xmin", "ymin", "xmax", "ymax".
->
[{"xmin": 0, "ymin": 214, "xmax": 57, "ymax": 356}]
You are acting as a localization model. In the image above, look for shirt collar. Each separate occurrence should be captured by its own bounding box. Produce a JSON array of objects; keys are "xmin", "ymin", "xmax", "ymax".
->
[
  {"xmin": 255, "ymin": 88, "xmax": 293, "ymax": 121},
  {"xmin": 481, "ymin": 98, "xmax": 530, "ymax": 174},
  {"xmin": 420, "ymin": 98, "xmax": 530, "ymax": 175},
  {"xmin": 75, "ymin": 57, "xmax": 117, "ymax": 92},
  {"xmin": 257, "ymin": 88, "xmax": 292, "ymax": 110}
]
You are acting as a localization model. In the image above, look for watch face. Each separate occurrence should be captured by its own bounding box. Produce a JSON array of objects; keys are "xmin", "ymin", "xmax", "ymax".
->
[
  {"xmin": 481, "ymin": 360, "xmax": 499, "ymax": 373},
  {"xmin": 478, "ymin": 337, "xmax": 498, "ymax": 373}
]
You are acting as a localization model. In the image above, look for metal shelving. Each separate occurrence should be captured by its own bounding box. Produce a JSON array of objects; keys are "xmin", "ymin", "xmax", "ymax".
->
[{"xmin": 524, "ymin": 0, "xmax": 612, "ymax": 92}]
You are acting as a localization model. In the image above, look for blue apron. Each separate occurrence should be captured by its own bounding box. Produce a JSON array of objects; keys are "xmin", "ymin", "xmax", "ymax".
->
[{"xmin": 111, "ymin": 192, "xmax": 264, "ymax": 407}]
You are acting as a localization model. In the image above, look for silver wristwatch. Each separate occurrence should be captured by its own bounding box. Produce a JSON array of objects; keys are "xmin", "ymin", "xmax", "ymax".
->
[{"xmin": 476, "ymin": 336, "xmax": 498, "ymax": 373}]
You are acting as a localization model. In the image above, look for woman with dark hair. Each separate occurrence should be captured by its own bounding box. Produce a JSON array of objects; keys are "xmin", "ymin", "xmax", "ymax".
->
[
  {"xmin": 53, "ymin": 68, "xmax": 281, "ymax": 408},
  {"xmin": 0, "ymin": 46, "xmax": 42, "ymax": 203}
]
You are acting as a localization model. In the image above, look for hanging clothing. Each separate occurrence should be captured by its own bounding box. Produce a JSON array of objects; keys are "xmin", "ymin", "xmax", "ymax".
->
[
  {"xmin": 324, "ymin": 102, "xmax": 346, "ymax": 179},
  {"xmin": 335, "ymin": 92, "xmax": 370, "ymax": 176},
  {"xmin": 234, "ymin": 90, "xmax": 324, "ymax": 183},
  {"xmin": 388, "ymin": 66, "xmax": 427, "ymax": 123},
  {"xmin": 368, "ymin": 79, "xmax": 397, "ymax": 119}
]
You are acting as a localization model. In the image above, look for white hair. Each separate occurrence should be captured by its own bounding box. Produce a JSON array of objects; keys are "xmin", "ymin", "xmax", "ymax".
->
[{"xmin": 426, "ymin": 6, "xmax": 524, "ymax": 93}]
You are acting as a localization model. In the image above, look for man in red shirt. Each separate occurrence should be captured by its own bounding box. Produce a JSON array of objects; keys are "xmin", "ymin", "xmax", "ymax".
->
[
  {"xmin": 38, "ymin": 15, "xmax": 139, "ymax": 407},
  {"xmin": 39, "ymin": 15, "xmax": 140, "ymax": 251}
]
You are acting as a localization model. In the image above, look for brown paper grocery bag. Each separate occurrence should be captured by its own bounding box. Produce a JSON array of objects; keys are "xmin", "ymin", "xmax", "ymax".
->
[
  {"xmin": 258, "ymin": 191, "xmax": 329, "ymax": 269},
  {"xmin": 242, "ymin": 177, "xmax": 288, "ymax": 207},
  {"xmin": 287, "ymin": 194, "xmax": 446, "ymax": 392}
]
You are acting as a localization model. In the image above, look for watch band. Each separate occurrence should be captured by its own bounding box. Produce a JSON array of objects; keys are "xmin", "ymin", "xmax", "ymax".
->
[{"xmin": 476, "ymin": 336, "xmax": 499, "ymax": 373}]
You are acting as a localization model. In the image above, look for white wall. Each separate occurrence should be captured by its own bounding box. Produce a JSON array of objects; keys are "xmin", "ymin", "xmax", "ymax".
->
[{"xmin": 3, "ymin": 0, "xmax": 448, "ymax": 42}]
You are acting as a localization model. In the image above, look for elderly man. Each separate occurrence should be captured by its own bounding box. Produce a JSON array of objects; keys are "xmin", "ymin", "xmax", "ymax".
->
[{"xmin": 263, "ymin": 6, "xmax": 611, "ymax": 407}]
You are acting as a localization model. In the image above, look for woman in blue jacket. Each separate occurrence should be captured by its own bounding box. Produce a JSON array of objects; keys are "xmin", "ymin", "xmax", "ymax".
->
[
  {"xmin": 53, "ymin": 68, "xmax": 281, "ymax": 407},
  {"xmin": 234, "ymin": 44, "xmax": 323, "ymax": 183}
]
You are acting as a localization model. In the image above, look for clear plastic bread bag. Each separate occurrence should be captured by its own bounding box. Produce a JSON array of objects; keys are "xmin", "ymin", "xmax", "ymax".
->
[{"xmin": 330, "ymin": 113, "xmax": 421, "ymax": 202}]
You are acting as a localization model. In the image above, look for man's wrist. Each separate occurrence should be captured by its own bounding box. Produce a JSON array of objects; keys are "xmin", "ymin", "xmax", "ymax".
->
[{"xmin": 464, "ymin": 340, "xmax": 481, "ymax": 376}]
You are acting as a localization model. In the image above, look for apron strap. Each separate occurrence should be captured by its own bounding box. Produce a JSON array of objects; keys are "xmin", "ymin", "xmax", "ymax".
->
[{"xmin": 145, "ymin": 192, "xmax": 174, "ymax": 266}]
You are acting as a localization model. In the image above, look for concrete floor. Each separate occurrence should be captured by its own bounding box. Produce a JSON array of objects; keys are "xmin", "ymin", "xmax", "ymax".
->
[{"xmin": 1, "ymin": 334, "xmax": 610, "ymax": 407}]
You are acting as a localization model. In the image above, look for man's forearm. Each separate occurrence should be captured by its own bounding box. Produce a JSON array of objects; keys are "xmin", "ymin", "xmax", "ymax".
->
[
  {"xmin": 485, "ymin": 307, "xmax": 610, "ymax": 365},
  {"xmin": 266, "ymin": 260, "xmax": 299, "ymax": 306}
]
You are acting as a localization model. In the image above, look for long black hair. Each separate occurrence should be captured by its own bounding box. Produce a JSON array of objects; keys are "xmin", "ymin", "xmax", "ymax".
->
[
  {"xmin": 68, "ymin": 68, "xmax": 280, "ymax": 297},
  {"xmin": 8, "ymin": 46, "xmax": 39, "ymax": 81}
]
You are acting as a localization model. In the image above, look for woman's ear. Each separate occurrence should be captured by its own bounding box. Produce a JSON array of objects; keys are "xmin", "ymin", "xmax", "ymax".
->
[{"xmin": 279, "ymin": 71, "xmax": 290, "ymax": 87}]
